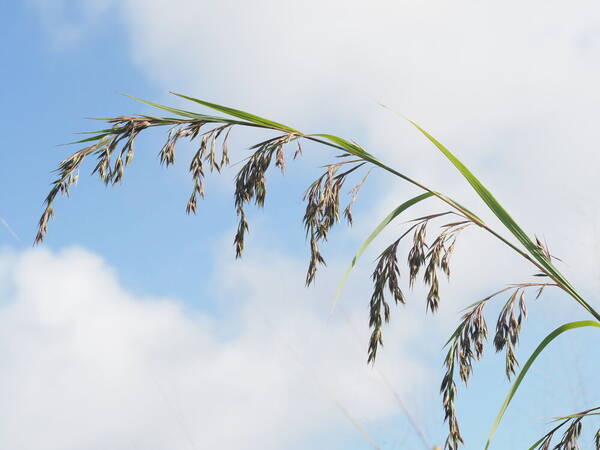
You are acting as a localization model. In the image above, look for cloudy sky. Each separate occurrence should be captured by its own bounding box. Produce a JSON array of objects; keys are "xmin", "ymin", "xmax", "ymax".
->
[{"xmin": 2, "ymin": 1, "xmax": 600, "ymax": 448}]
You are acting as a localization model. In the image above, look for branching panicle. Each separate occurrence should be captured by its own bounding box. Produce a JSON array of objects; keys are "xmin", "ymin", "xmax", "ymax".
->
[
  {"xmin": 37, "ymin": 112, "xmax": 370, "ymax": 284},
  {"xmin": 366, "ymin": 213, "xmax": 470, "ymax": 367},
  {"xmin": 306, "ymin": 234, "xmax": 326, "ymax": 286},
  {"xmin": 440, "ymin": 300, "xmax": 488, "ymax": 449},
  {"xmin": 532, "ymin": 405, "xmax": 600, "ymax": 450},
  {"xmin": 343, "ymin": 169, "xmax": 371, "ymax": 225},
  {"xmin": 407, "ymin": 215, "xmax": 469, "ymax": 312},
  {"xmin": 368, "ymin": 238, "xmax": 404, "ymax": 364},
  {"xmin": 185, "ymin": 124, "xmax": 232, "ymax": 214},
  {"xmin": 303, "ymin": 161, "xmax": 367, "ymax": 285},
  {"xmin": 556, "ymin": 420, "xmax": 583, "ymax": 450},
  {"xmin": 494, "ymin": 289, "xmax": 528, "ymax": 379},
  {"xmin": 408, "ymin": 222, "xmax": 427, "ymax": 287},
  {"xmin": 233, "ymin": 141, "xmax": 277, "ymax": 257},
  {"xmin": 37, "ymin": 95, "xmax": 593, "ymax": 450},
  {"xmin": 36, "ymin": 116, "xmax": 156, "ymax": 243},
  {"xmin": 186, "ymin": 150, "xmax": 205, "ymax": 215},
  {"xmin": 441, "ymin": 342, "xmax": 464, "ymax": 450},
  {"xmin": 442, "ymin": 282, "xmax": 555, "ymax": 448},
  {"xmin": 232, "ymin": 133, "xmax": 320, "ymax": 258},
  {"xmin": 159, "ymin": 127, "xmax": 181, "ymax": 167},
  {"xmin": 234, "ymin": 206, "xmax": 249, "ymax": 258}
]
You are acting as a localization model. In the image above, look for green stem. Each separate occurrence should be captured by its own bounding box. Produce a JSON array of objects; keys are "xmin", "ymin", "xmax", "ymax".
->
[{"xmin": 302, "ymin": 134, "xmax": 600, "ymax": 322}]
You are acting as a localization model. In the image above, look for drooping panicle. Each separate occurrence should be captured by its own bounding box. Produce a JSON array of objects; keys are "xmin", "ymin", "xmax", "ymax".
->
[
  {"xmin": 368, "ymin": 238, "xmax": 404, "ymax": 364},
  {"xmin": 303, "ymin": 160, "xmax": 367, "ymax": 285}
]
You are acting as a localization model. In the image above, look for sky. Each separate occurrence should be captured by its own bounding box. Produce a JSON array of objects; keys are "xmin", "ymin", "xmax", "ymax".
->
[{"xmin": 1, "ymin": 1, "xmax": 600, "ymax": 449}]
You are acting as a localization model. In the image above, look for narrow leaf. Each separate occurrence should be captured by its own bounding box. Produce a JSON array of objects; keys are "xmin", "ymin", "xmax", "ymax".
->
[
  {"xmin": 123, "ymin": 94, "xmax": 242, "ymax": 124},
  {"xmin": 406, "ymin": 119, "xmax": 600, "ymax": 320},
  {"xmin": 171, "ymin": 92, "xmax": 300, "ymax": 133},
  {"xmin": 485, "ymin": 320, "xmax": 600, "ymax": 449},
  {"xmin": 62, "ymin": 133, "xmax": 114, "ymax": 146},
  {"xmin": 311, "ymin": 134, "xmax": 375, "ymax": 160}
]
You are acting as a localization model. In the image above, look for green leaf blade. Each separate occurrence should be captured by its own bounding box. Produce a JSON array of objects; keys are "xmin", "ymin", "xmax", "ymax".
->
[
  {"xmin": 310, "ymin": 133, "xmax": 376, "ymax": 160},
  {"xmin": 123, "ymin": 94, "xmax": 241, "ymax": 124},
  {"xmin": 485, "ymin": 320, "xmax": 600, "ymax": 449},
  {"xmin": 171, "ymin": 92, "xmax": 300, "ymax": 133},
  {"xmin": 407, "ymin": 119, "xmax": 600, "ymax": 320}
]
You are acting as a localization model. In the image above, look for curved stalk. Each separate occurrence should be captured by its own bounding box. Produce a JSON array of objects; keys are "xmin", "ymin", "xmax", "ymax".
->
[{"xmin": 302, "ymin": 134, "xmax": 599, "ymax": 321}]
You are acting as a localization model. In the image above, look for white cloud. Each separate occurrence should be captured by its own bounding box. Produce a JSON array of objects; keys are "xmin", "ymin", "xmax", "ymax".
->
[
  {"xmin": 34, "ymin": 0, "xmax": 600, "ymax": 365},
  {"xmin": 0, "ymin": 247, "xmax": 428, "ymax": 450},
  {"xmin": 32, "ymin": 0, "xmax": 600, "ymax": 293},
  {"xmin": 27, "ymin": 2, "xmax": 600, "ymax": 445}
]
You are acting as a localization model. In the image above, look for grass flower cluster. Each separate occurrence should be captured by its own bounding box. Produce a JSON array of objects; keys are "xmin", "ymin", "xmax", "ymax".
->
[{"xmin": 37, "ymin": 93, "xmax": 600, "ymax": 449}]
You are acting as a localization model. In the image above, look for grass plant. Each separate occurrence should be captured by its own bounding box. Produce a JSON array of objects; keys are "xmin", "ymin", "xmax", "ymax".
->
[{"xmin": 36, "ymin": 93, "xmax": 600, "ymax": 449}]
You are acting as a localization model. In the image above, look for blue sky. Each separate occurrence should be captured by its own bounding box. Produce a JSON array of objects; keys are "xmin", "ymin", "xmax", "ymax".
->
[{"xmin": 1, "ymin": 1, "xmax": 600, "ymax": 449}]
